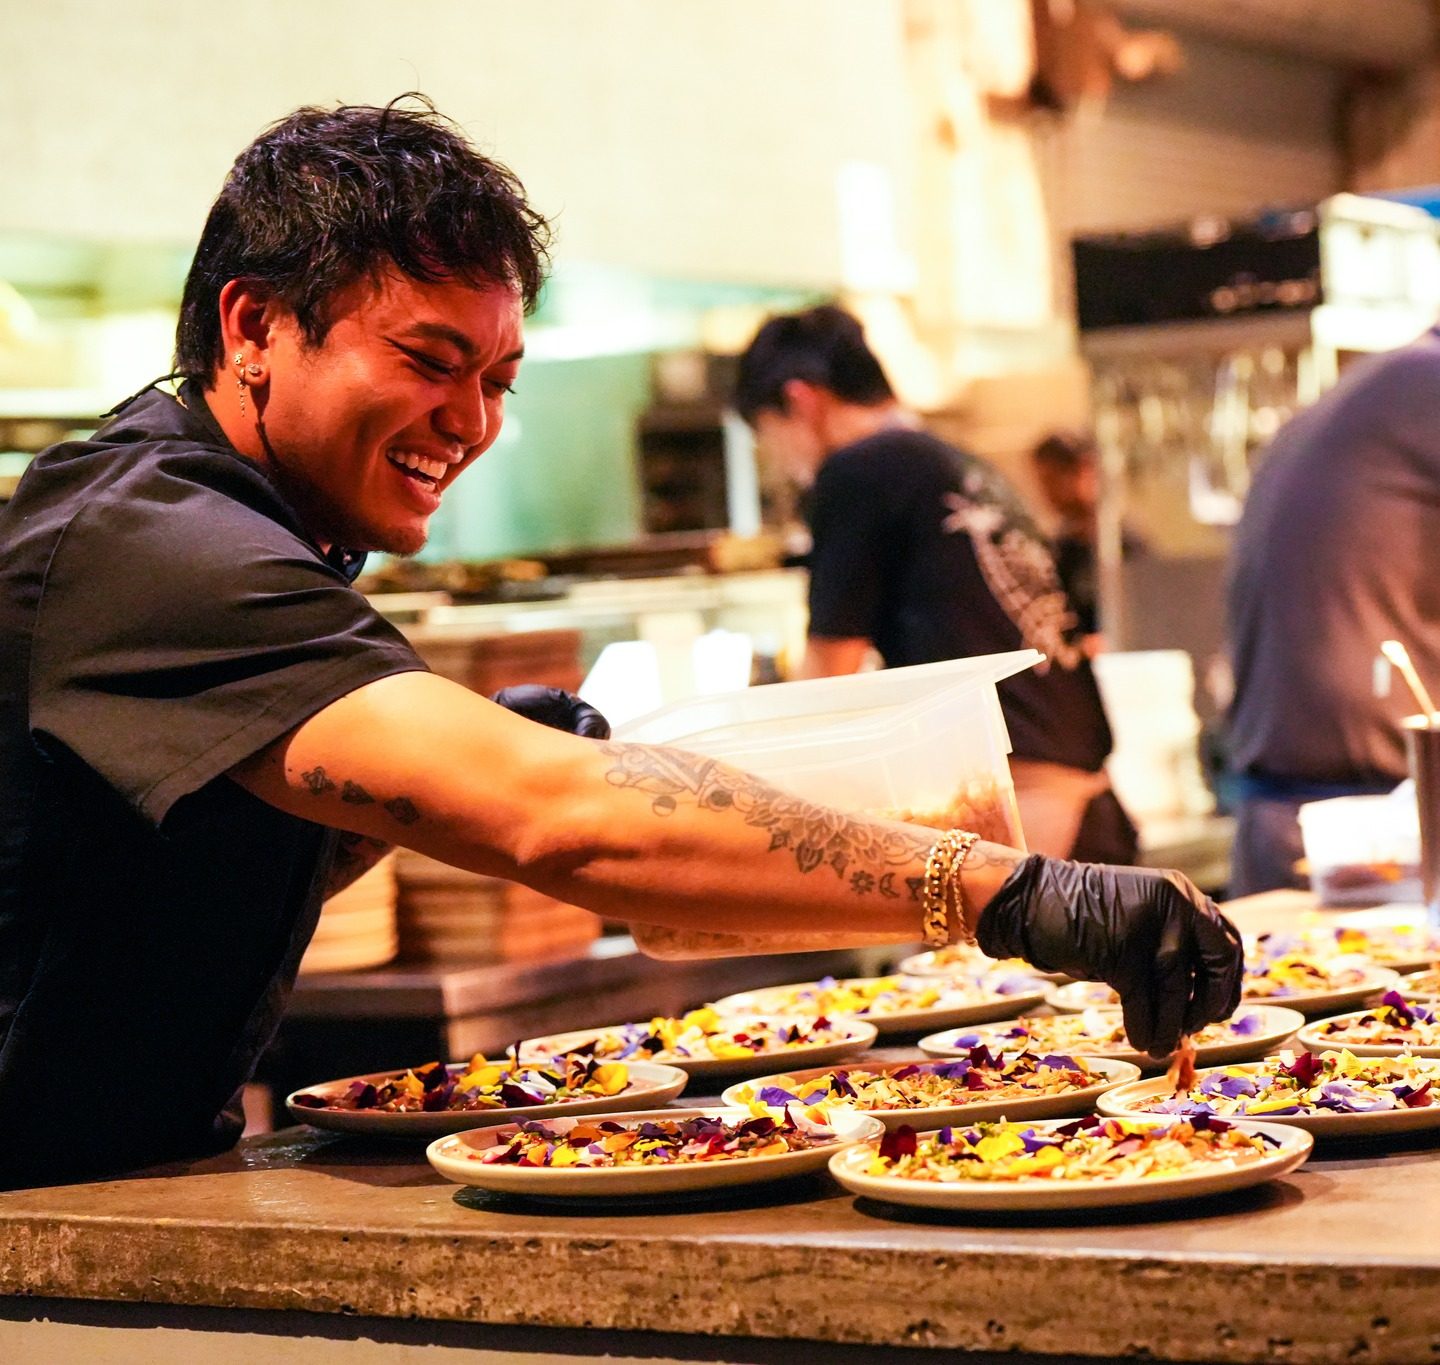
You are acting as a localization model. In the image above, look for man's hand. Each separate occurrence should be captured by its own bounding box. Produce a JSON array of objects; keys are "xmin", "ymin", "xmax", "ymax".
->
[
  {"xmin": 489, "ymin": 685, "xmax": 610, "ymax": 739},
  {"xmin": 975, "ymin": 856, "xmax": 1243, "ymax": 1055}
]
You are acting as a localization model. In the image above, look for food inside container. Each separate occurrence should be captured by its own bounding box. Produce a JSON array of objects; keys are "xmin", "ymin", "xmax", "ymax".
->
[
  {"xmin": 1297, "ymin": 785, "xmax": 1421, "ymax": 907},
  {"xmin": 870, "ymin": 774, "xmax": 1022, "ymax": 847}
]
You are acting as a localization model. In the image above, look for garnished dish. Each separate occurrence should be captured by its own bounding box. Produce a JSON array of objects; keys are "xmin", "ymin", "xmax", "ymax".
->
[
  {"xmin": 1401, "ymin": 967, "xmax": 1440, "ymax": 998},
  {"xmin": 1048, "ymin": 960, "xmax": 1398, "ymax": 1017},
  {"xmin": 922, "ymin": 1006, "xmax": 1303, "ymax": 1071},
  {"xmin": 722, "ymin": 1050, "xmax": 1138, "ymax": 1130},
  {"xmin": 1297, "ymin": 992, "xmax": 1440, "ymax": 1058},
  {"xmin": 1240, "ymin": 954, "xmax": 1399, "ymax": 1014},
  {"xmin": 1099, "ymin": 1048, "xmax": 1440, "ymax": 1137},
  {"xmin": 713, "ymin": 972, "xmax": 1047, "ymax": 1037},
  {"xmin": 286, "ymin": 1053, "xmax": 689, "ymax": 1138},
  {"xmin": 520, "ymin": 1008, "xmax": 876, "ymax": 1079},
  {"xmin": 827, "ymin": 1114, "xmax": 1311, "ymax": 1211},
  {"xmin": 1252, "ymin": 921, "xmax": 1440, "ymax": 973},
  {"xmin": 897, "ymin": 944, "xmax": 1065, "ymax": 983},
  {"xmin": 1244, "ymin": 952, "xmax": 1366, "ymax": 994},
  {"xmin": 425, "ymin": 1107, "xmax": 885, "ymax": 1196}
]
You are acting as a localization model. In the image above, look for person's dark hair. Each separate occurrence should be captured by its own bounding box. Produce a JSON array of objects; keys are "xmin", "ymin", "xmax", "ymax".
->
[
  {"xmin": 174, "ymin": 94, "xmax": 551, "ymax": 381},
  {"xmin": 733, "ymin": 304, "xmax": 894, "ymax": 423},
  {"xmin": 1032, "ymin": 430, "xmax": 1096, "ymax": 470}
]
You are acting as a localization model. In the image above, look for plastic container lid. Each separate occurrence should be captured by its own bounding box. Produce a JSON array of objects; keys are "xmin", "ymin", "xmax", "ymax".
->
[{"xmin": 613, "ymin": 649, "xmax": 1042, "ymax": 750}]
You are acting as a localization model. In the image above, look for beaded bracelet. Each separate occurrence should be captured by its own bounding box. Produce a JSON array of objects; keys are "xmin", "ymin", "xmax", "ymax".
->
[{"xmin": 920, "ymin": 829, "xmax": 980, "ymax": 946}]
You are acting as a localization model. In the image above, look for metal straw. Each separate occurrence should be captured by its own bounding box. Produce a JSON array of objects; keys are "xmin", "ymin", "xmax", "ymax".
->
[{"xmin": 1381, "ymin": 639, "xmax": 1438, "ymax": 726}]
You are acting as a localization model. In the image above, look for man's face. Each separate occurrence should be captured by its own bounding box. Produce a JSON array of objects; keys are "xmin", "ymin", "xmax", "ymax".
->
[
  {"xmin": 1034, "ymin": 454, "xmax": 1099, "ymax": 522},
  {"xmin": 256, "ymin": 268, "xmax": 524, "ymax": 555},
  {"xmin": 752, "ymin": 404, "xmax": 826, "ymax": 489}
]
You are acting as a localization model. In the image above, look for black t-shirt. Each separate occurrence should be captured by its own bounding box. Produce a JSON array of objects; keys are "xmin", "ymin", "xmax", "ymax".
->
[
  {"xmin": 805, "ymin": 428, "xmax": 1112, "ymax": 771},
  {"xmin": 0, "ymin": 383, "xmax": 424, "ymax": 1186}
]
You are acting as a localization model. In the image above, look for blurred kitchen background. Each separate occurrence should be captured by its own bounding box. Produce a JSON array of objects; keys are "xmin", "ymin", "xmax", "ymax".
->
[{"xmin": 8, "ymin": 0, "xmax": 1440, "ymax": 916}]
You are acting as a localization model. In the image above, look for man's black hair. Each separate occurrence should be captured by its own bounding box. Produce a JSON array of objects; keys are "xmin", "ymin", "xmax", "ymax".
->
[
  {"xmin": 732, "ymin": 304, "xmax": 895, "ymax": 424},
  {"xmin": 1032, "ymin": 430, "xmax": 1096, "ymax": 470},
  {"xmin": 174, "ymin": 94, "xmax": 551, "ymax": 382}
]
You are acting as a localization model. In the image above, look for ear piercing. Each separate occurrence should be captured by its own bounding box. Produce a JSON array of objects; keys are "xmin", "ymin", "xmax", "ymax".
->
[{"xmin": 235, "ymin": 354, "xmax": 262, "ymax": 416}]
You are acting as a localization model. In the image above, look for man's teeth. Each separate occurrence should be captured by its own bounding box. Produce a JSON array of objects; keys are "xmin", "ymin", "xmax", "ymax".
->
[{"xmin": 388, "ymin": 451, "xmax": 448, "ymax": 482}]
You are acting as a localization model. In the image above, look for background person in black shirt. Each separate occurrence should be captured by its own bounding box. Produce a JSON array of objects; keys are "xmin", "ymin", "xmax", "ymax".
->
[
  {"xmin": 0, "ymin": 98, "xmax": 1237, "ymax": 1187},
  {"xmin": 734, "ymin": 306, "xmax": 1137, "ymax": 865}
]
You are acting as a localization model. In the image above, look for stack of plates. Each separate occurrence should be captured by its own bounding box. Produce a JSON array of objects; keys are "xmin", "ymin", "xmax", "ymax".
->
[
  {"xmin": 299, "ymin": 852, "xmax": 399, "ymax": 975},
  {"xmin": 396, "ymin": 849, "xmax": 598, "ymax": 963}
]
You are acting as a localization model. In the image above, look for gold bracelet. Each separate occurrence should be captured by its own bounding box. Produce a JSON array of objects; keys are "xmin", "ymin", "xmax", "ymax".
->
[
  {"xmin": 945, "ymin": 830, "xmax": 980, "ymax": 943},
  {"xmin": 921, "ymin": 829, "xmax": 980, "ymax": 946}
]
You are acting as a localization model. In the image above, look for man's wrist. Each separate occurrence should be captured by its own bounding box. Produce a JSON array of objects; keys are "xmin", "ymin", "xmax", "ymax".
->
[{"xmin": 960, "ymin": 842, "xmax": 1029, "ymax": 923}]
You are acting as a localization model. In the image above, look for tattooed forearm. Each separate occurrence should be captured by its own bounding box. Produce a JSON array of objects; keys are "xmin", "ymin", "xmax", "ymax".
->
[
  {"xmin": 298, "ymin": 766, "xmax": 422, "ymax": 829},
  {"xmin": 966, "ymin": 842, "xmax": 1026, "ymax": 874},
  {"xmin": 324, "ymin": 831, "xmax": 393, "ymax": 897},
  {"xmin": 600, "ymin": 742, "xmax": 934, "ymax": 896}
]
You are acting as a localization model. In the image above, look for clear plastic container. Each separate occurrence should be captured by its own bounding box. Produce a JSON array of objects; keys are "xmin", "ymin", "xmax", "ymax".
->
[
  {"xmin": 613, "ymin": 650, "xmax": 1040, "ymax": 848},
  {"xmin": 1297, "ymin": 785, "xmax": 1422, "ymax": 907}
]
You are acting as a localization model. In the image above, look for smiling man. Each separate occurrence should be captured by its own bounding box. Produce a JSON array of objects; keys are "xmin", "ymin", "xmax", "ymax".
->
[{"xmin": 0, "ymin": 98, "xmax": 1242, "ymax": 1188}]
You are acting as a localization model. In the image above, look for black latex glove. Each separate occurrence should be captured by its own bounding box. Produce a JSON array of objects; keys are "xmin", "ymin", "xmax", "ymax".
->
[
  {"xmin": 976, "ymin": 855, "xmax": 1242, "ymax": 1056},
  {"xmin": 488, "ymin": 685, "xmax": 611, "ymax": 739}
]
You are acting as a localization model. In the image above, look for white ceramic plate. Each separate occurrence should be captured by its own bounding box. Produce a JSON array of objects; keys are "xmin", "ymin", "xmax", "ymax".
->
[
  {"xmin": 1296, "ymin": 1006, "xmax": 1440, "ymax": 1058},
  {"xmin": 918, "ymin": 1005, "xmax": 1305, "ymax": 1072},
  {"xmin": 1239, "ymin": 967, "xmax": 1401, "ymax": 1016},
  {"xmin": 425, "ymin": 1107, "xmax": 885, "ymax": 1196},
  {"xmin": 286, "ymin": 1059, "xmax": 689, "ymax": 1139},
  {"xmin": 1097, "ymin": 1063, "xmax": 1440, "ymax": 1138},
  {"xmin": 518, "ymin": 1017, "xmax": 878, "ymax": 1081},
  {"xmin": 713, "ymin": 974, "xmax": 1049, "ymax": 1038},
  {"xmin": 1400, "ymin": 968, "xmax": 1440, "ymax": 999},
  {"xmin": 1046, "ymin": 970, "xmax": 1400, "ymax": 1019},
  {"xmin": 1044, "ymin": 981, "xmax": 1121, "ymax": 1012},
  {"xmin": 720, "ymin": 1056, "xmax": 1140, "ymax": 1131},
  {"xmin": 896, "ymin": 946, "xmax": 1068, "ymax": 983},
  {"xmin": 827, "ymin": 1115, "xmax": 1312, "ymax": 1211}
]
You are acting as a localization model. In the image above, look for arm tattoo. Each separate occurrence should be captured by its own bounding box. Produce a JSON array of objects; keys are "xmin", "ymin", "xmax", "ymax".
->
[
  {"xmin": 301, "ymin": 765, "xmax": 336, "ymax": 796},
  {"xmin": 601, "ymin": 742, "xmax": 934, "ymax": 897},
  {"xmin": 967, "ymin": 843, "xmax": 1026, "ymax": 874},
  {"xmin": 384, "ymin": 796, "xmax": 420, "ymax": 826},
  {"xmin": 296, "ymin": 766, "xmax": 421, "ymax": 830},
  {"xmin": 324, "ymin": 831, "xmax": 392, "ymax": 897}
]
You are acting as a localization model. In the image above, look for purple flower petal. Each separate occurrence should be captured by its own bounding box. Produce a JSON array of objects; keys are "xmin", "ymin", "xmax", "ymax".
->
[
  {"xmin": 1153, "ymin": 1097, "xmax": 1214, "ymax": 1115},
  {"xmin": 757, "ymin": 1085, "xmax": 798, "ymax": 1106},
  {"xmin": 1021, "ymin": 1129, "xmax": 1064, "ymax": 1153}
]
